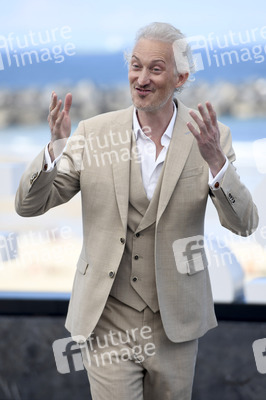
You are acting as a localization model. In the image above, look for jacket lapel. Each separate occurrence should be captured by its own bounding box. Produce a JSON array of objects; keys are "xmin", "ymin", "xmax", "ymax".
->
[
  {"xmin": 129, "ymin": 131, "xmax": 150, "ymax": 216},
  {"xmin": 109, "ymin": 100, "xmax": 196, "ymax": 230},
  {"xmin": 110, "ymin": 106, "xmax": 134, "ymax": 231},
  {"xmin": 136, "ymin": 166, "xmax": 164, "ymax": 232},
  {"xmin": 156, "ymin": 99, "xmax": 195, "ymax": 224}
]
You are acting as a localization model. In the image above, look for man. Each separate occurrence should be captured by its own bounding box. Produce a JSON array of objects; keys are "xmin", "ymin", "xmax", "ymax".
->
[{"xmin": 15, "ymin": 22, "xmax": 258, "ymax": 399}]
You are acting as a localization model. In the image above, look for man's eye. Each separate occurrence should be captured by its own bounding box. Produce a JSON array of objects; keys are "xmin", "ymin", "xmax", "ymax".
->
[
  {"xmin": 152, "ymin": 67, "xmax": 161, "ymax": 72},
  {"xmin": 132, "ymin": 64, "xmax": 140, "ymax": 69}
]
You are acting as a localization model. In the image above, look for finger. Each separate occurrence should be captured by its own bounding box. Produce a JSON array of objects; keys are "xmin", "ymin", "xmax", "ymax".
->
[
  {"xmin": 197, "ymin": 103, "xmax": 212, "ymax": 130},
  {"xmin": 188, "ymin": 110, "xmax": 207, "ymax": 134},
  {"xmin": 55, "ymin": 110, "xmax": 65, "ymax": 129},
  {"xmin": 186, "ymin": 121, "xmax": 201, "ymax": 141},
  {"xmin": 51, "ymin": 99, "xmax": 62, "ymax": 121},
  {"xmin": 63, "ymin": 93, "xmax": 72, "ymax": 114},
  {"xmin": 49, "ymin": 91, "xmax": 57, "ymax": 112},
  {"xmin": 205, "ymin": 101, "xmax": 217, "ymax": 126}
]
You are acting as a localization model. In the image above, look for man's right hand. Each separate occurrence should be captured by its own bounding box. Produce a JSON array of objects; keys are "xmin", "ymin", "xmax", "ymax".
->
[{"xmin": 47, "ymin": 91, "xmax": 72, "ymax": 161}]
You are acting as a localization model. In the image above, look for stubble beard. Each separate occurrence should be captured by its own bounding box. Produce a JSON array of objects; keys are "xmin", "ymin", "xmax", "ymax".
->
[{"xmin": 132, "ymin": 87, "xmax": 175, "ymax": 113}]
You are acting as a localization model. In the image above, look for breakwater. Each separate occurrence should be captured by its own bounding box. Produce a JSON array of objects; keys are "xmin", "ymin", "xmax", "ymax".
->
[{"xmin": 0, "ymin": 78, "xmax": 266, "ymax": 128}]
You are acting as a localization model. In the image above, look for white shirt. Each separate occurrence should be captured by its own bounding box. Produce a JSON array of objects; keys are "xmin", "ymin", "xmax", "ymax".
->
[
  {"xmin": 132, "ymin": 104, "xmax": 228, "ymax": 200},
  {"xmin": 44, "ymin": 103, "xmax": 228, "ymax": 200},
  {"xmin": 133, "ymin": 104, "xmax": 176, "ymax": 200}
]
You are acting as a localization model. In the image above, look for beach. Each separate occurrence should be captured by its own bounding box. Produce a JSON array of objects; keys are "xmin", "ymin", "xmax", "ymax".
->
[{"xmin": 0, "ymin": 79, "xmax": 266, "ymax": 300}]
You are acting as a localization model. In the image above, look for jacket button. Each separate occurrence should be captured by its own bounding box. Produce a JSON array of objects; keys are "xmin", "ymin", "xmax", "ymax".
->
[
  {"xmin": 214, "ymin": 182, "xmax": 219, "ymax": 189},
  {"xmin": 134, "ymin": 255, "xmax": 139, "ymax": 260},
  {"xmin": 120, "ymin": 238, "xmax": 125, "ymax": 244},
  {"xmin": 132, "ymin": 276, "xmax": 138, "ymax": 282},
  {"xmin": 109, "ymin": 271, "xmax": 115, "ymax": 278},
  {"xmin": 135, "ymin": 233, "xmax": 140, "ymax": 237},
  {"xmin": 43, "ymin": 163, "xmax": 48, "ymax": 171}
]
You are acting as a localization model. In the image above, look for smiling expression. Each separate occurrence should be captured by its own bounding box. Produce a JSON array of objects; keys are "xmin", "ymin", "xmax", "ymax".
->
[{"xmin": 128, "ymin": 38, "xmax": 185, "ymax": 113}]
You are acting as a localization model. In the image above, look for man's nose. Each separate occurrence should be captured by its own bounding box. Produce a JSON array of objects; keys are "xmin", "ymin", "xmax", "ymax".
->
[{"xmin": 137, "ymin": 68, "xmax": 150, "ymax": 86}]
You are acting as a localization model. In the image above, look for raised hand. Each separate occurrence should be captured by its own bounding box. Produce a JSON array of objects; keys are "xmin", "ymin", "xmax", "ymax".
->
[
  {"xmin": 187, "ymin": 101, "xmax": 226, "ymax": 177},
  {"xmin": 47, "ymin": 91, "xmax": 72, "ymax": 161}
]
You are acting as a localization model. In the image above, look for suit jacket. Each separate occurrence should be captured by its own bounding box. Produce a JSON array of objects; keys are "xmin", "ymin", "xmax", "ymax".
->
[{"xmin": 15, "ymin": 99, "xmax": 258, "ymax": 343}]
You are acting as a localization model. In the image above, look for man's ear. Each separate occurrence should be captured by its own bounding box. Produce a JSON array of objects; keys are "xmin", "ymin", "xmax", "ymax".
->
[{"xmin": 175, "ymin": 72, "xmax": 189, "ymax": 89}]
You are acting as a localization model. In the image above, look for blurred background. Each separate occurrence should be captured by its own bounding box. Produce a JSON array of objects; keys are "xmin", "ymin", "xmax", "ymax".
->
[{"xmin": 1, "ymin": 0, "xmax": 266, "ymax": 303}]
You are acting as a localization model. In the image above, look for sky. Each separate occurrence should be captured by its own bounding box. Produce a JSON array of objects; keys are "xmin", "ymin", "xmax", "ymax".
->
[{"xmin": 1, "ymin": 0, "xmax": 266, "ymax": 53}]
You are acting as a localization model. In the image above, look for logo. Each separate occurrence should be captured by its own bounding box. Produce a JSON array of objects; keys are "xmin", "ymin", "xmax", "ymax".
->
[
  {"xmin": 172, "ymin": 235, "xmax": 208, "ymax": 275},
  {"xmin": 186, "ymin": 35, "xmax": 212, "ymax": 72},
  {"xmin": 53, "ymin": 328, "xmax": 156, "ymax": 374},
  {"xmin": 253, "ymin": 338, "xmax": 266, "ymax": 374},
  {"xmin": 52, "ymin": 337, "xmax": 86, "ymax": 374},
  {"xmin": 173, "ymin": 26, "xmax": 266, "ymax": 74},
  {"xmin": 0, "ymin": 26, "xmax": 76, "ymax": 71}
]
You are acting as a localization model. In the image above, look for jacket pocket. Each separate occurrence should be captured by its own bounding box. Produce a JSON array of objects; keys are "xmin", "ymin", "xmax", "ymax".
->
[{"xmin": 76, "ymin": 257, "xmax": 89, "ymax": 275}]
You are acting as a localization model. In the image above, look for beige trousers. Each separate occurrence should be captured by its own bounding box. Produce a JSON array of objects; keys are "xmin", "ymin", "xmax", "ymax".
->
[{"xmin": 81, "ymin": 296, "xmax": 198, "ymax": 400}]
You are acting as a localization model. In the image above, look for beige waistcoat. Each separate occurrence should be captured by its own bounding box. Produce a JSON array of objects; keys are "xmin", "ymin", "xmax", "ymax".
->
[{"xmin": 110, "ymin": 133, "xmax": 165, "ymax": 312}]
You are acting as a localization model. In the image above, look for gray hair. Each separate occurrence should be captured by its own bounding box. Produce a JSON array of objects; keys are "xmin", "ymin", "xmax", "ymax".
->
[{"xmin": 125, "ymin": 22, "xmax": 195, "ymax": 91}]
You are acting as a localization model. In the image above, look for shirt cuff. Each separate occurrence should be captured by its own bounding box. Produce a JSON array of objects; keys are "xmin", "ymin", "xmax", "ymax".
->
[
  {"xmin": 43, "ymin": 143, "xmax": 63, "ymax": 172},
  {"xmin": 208, "ymin": 157, "xmax": 229, "ymax": 190}
]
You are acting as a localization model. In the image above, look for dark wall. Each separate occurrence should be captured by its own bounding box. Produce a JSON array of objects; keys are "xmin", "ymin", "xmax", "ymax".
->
[
  {"xmin": 0, "ymin": 316, "xmax": 90, "ymax": 400},
  {"xmin": 193, "ymin": 321, "xmax": 266, "ymax": 400},
  {"xmin": 0, "ymin": 315, "xmax": 265, "ymax": 400}
]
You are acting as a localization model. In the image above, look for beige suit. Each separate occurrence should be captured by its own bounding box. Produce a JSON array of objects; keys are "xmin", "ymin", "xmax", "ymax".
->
[{"xmin": 15, "ymin": 99, "xmax": 258, "ymax": 345}]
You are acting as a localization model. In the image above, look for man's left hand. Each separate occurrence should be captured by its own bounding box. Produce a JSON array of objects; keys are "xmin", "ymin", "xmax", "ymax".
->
[{"xmin": 187, "ymin": 101, "xmax": 226, "ymax": 177}]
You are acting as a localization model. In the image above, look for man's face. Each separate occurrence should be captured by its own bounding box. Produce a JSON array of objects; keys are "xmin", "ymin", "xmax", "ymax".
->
[{"xmin": 128, "ymin": 38, "xmax": 182, "ymax": 113}]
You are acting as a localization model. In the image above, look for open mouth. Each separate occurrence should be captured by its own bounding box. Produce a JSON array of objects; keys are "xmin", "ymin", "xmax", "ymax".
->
[{"xmin": 135, "ymin": 87, "xmax": 153, "ymax": 96}]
